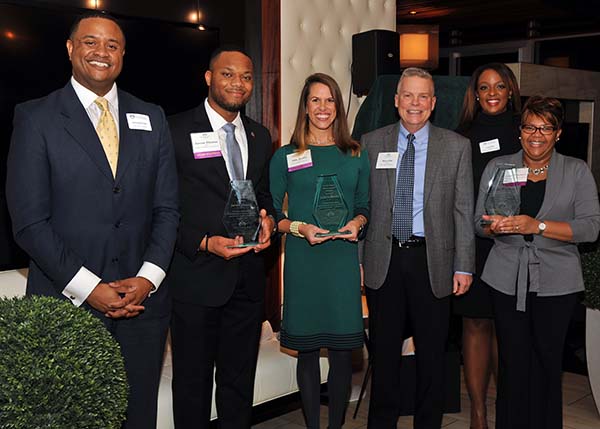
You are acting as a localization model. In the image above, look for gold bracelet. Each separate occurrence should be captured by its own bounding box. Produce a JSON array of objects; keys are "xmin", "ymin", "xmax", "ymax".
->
[{"xmin": 289, "ymin": 221, "xmax": 306, "ymax": 238}]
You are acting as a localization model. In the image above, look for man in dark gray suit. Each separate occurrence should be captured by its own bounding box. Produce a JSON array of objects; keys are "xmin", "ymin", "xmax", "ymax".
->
[{"xmin": 360, "ymin": 67, "xmax": 475, "ymax": 429}]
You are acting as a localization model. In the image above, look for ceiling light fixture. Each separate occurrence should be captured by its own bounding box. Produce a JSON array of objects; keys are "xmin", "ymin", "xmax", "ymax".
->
[
  {"xmin": 196, "ymin": 0, "xmax": 204, "ymax": 31},
  {"xmin": 409, "ymin": 10, "xmax": 418, "ymax": 15}
]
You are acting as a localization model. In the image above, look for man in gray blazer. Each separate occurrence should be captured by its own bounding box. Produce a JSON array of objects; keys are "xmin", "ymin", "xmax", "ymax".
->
[{"xmin": 360, "ymin": 67, "xmax": 475, "ymax": 429}]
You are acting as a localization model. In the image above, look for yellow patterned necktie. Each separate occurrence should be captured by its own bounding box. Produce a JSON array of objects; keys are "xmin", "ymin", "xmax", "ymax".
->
[{"xmin": 94, "ymin": 97, "xmax": 119, "ymax": 177}]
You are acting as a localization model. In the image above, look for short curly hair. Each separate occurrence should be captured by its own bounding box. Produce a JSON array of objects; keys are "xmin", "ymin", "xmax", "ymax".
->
[{"xmin": 521, "ymin": 96, "xmax": 564, "ymax": 129}]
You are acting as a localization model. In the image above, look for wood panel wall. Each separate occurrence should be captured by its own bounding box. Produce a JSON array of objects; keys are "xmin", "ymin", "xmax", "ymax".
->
[{"xmin": 261, "ymin": 0, "xmax": 282, "ymax": 330}]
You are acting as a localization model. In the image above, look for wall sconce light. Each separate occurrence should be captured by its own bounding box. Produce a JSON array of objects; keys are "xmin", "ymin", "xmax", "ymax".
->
[
  {"xmin": 397, "ymin": 24, "xmax": 439, "ymax": 70},
  {"xmin": 87, "ymin": 0, "xmax": 100, "ymax": 9}
]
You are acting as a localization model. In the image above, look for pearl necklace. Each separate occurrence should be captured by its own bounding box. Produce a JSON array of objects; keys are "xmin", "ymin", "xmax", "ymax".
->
[{"xmin": 527, "ymin": 164, "xmax": 549, "ymax": 176}]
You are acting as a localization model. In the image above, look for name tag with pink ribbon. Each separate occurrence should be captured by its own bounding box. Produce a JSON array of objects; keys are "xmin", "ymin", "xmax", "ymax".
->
[
  {"xmin": 190, "ymin": 132, "xmax": 222, "ymax": 159},
  {"xmin": 286, "ymin": 150, "xmax": 313, "ymax": 172},
  {"xmin": 503, "ymin": 167, "xmax": 528, "ymax": 186}
]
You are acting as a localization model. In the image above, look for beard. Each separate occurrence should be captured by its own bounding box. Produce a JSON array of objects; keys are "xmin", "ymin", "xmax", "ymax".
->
[{"xmin": 209, "ymin": 88, "xmax": 249, "ymax": 113}]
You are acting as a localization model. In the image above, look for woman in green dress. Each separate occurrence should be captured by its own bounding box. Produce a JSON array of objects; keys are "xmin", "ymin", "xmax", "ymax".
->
[{"xmin": 269, "ymin": 73, "xmax": 370, "ymax": 428}]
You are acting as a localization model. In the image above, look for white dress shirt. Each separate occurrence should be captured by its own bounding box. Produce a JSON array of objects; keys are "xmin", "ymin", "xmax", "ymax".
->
[
  {"xmin": 62, "ymin": 77, "xmax": 166, "ymax": 307},
  {"xmin": 204, "ymin": 98, "xmax": 249, "ymax": 179}
]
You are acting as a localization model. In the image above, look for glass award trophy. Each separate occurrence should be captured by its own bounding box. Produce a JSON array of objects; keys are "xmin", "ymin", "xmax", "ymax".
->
[
  {"xmin": 223, "ymin": 180, "xmax": 261, "ymax": 247},
  {"xmin": 483, "ymin": 164, "xmax": 521, "ymax": 222},
  {"xmin": 312, "ymin": 174, "xmax": 351, "ymax": 237}
]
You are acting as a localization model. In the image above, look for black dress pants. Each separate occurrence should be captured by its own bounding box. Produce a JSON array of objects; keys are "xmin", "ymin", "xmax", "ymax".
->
[
  {"xmin": 171, "ymin": 284, "xmax": 263, "ymax": 429},
  {"xmin": 366, "ymin": 244, "xmax": 450, "ymax": 429},
  {"xmin": 107, "ymin": 313, "xmax": 170, "ymax": 429},
  {"xmin": 492, "ymin": 289, "xmax": 577, "ymax": 429}
]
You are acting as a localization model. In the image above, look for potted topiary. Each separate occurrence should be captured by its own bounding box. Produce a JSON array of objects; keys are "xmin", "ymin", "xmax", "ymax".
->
[
  {"xmin": 580, "ymin": 242, "xmax": 600, "ymax": 414},
  {"xmin": 0, "ymin": 295, "xmax": 128, "ymax": 428}
]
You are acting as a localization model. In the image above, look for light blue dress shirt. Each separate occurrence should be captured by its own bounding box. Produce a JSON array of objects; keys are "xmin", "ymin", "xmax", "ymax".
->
[
  {"xmin": 396, "ymin": 123, "xmax": 429, "ymax": 238},
  {"xmin": 395, "ymin": 122, "xmax": 471, "ymax": 276}
]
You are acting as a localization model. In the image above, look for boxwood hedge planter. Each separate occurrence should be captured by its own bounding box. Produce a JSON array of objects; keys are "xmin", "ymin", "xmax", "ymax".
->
[
  {"xmin": 581, "ymin": 243, "xmax": 600, "ymax": 414},
  {"xmin": 0, "ymin": 296, "xmax": 128, "ymax": 428}
]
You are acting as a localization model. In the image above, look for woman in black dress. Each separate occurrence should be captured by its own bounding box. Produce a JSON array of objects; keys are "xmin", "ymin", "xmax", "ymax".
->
[{"xmin": 455, "ymin": 63, "xmax": 521, "ymax": 429}]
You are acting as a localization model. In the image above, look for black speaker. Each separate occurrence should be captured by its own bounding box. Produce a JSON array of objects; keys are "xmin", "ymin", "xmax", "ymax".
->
[{"xmin": 352, "ymin": 29, "xmax": 400, "ymax": 96}]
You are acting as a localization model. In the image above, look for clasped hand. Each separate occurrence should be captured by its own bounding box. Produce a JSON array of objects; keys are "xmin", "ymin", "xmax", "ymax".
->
[
  {"xmin": 481, "ymin": 214, "xmax": 537, "ymax": 235},
  {"xmin": 87, "ymin": 276, "xmax": 154, "ymax": 319}
]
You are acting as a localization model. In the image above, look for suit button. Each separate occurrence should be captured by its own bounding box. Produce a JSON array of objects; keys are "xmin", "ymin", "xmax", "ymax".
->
[
  {"xmin": 115, "ymin": 221, "xmax": 122, "ymax": 228},
  {"xmin": 112, "ymin": 257, "xmax": 119, "ymax": 263},
  {"xmin": 113, "ymin": 187, "xmax": 121, "ymax": 194}
]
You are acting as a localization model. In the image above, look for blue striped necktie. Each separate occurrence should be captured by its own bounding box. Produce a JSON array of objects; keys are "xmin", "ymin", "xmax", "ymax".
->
[{"xmin": 392, "ymin": 133, "xmax": 416, "ymax": 242}]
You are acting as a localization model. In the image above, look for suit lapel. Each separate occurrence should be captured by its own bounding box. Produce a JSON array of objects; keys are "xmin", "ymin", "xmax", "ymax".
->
[
  {"xmin": 385, "ymin": 122, "xmax": 400, "ymax": 206},
  {"xmin": 59, "ymin": 83, "xmax": 114, "ymax": 182},
  {"xmin": 424, "ymin": 124, "xmax": 443, "ymax": 205},
  {"xmin": 242, "ymin": 116, "xmax": 260, "ymax": 184},
  {"xmin": 115, "ymin": 91, "xmax": 140, "ymax": 184},
  {"xmin": 194, "ymin": 106, "xmax": 231, "ymax": 186},
  {"xmin": 536, "ymin": 150, "xmax": 562, "ymax": 219}
]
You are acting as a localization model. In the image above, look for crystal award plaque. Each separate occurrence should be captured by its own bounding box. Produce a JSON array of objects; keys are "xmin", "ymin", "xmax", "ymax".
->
[
  {"xmin": 483, "ymin": 164, "xmax": 521, "ymax": 221},
  {"xmin": 312, "ymin": 174, "xmax": 351, "ymax": 237},
  {"xmin": 223, "ymin": 180, "xmax": 261, "ymax": 247}
]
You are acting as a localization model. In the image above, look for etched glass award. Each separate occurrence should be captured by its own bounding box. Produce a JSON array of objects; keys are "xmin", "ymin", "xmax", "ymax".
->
[
  {"xmin": 483, "ymin": 164, "xmax": 521, "ymax": 221},
  {"xmin": 223, "ymin": 180, "xmax": 261, "ymax": 247},
  {"xmin": 312, "ymin": 174, "xmax": 351, "ymax": 237}
]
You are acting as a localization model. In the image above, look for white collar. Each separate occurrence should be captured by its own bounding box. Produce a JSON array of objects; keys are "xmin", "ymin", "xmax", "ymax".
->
[
  {"xmin": 204, "ymin": 98, "xmax": 243, "ymax": 131},
  {"xmin": 70, "ymin": 76, "xmax": 118, "ymax": 110}
]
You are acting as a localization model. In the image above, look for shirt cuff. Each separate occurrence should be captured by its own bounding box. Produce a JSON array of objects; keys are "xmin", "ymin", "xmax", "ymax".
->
[
  {"xmin": 455, "ymin": 271, "xmax": 473, "ymax": 276},
  {"xmin": 137, "ymin": 261, "xmax": 166, "ymax": 295},
  {"xmin": 62, "ymin": 266, "xmax": 101, "ymax": 307}
]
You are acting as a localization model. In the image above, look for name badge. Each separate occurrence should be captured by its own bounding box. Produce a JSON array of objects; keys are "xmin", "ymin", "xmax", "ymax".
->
[
  {"xmin": 126, "ymin": 113, "xmax": 152, "ymax": 131},
  {"xmin": 503, "ymin": 167, "xmax": 528, "ymax": 186},
  {"xmin": 515, "ymin": 167, "xmax": 528, "ymax": 185},
  {"xmin": 190, "ymin": 132, "xmax": 222, "ymax": 159},
  {"xmin": 287, "ymin": 150, "xmax": 313, "ymax": 172},
  {"xmin": 376, "ymin": 152, "xmax": 399, "ymax": 169},
  {"xmin": 479, "ymin": 138, "xmax": 500, "ymax": 154}
]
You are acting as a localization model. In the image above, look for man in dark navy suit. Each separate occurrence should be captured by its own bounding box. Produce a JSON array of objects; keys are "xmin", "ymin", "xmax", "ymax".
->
[
  {"xmin": 167, "ymin": 47, "xmax": 275, "ymax": 428},
  {"xmin": 6, "ymin": 12, "xmax": 179, "ymax": 429}
]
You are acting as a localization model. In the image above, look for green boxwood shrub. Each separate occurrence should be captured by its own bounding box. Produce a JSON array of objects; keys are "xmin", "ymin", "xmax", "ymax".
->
[
  {"xmin": 581, "ymin": 242, "xmax": 600, "ymax": 311},
  {"xmin": 0, "ymin": 296, "xmax": 128, "ymax": 428}
]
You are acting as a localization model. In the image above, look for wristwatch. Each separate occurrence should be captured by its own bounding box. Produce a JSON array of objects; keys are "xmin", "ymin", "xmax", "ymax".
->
[{"xmin": 538, "ymin": 221, "xmax": 547, "ymax": 234}]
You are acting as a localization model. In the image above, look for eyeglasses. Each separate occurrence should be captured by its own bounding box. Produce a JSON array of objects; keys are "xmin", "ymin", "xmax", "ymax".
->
[{"xmin": 520, "ymin": 124, "xmax": 556, "ymax": 135}]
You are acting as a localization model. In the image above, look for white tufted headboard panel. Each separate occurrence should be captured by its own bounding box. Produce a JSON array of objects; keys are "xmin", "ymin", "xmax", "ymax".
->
[{"xmin": 280, "ymin": 0, "xmax": 396, "ymax": 146}]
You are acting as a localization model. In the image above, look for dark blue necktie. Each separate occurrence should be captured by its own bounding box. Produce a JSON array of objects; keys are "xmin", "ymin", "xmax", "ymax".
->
[
  {"xmin": 223, "ymin": 122, "xmax": 244, "ymax": 180},
  {"xmin": 392, "ymin": 133, "xmax": 416, "ymax": 242}
]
